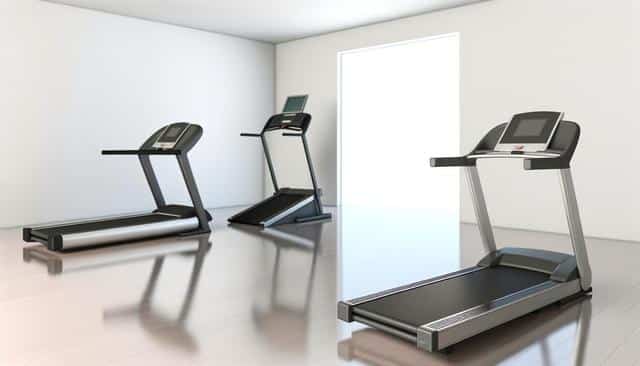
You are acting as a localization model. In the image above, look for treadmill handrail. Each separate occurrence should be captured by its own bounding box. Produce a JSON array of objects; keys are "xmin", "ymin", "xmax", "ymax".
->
[
  {"xmin": 430, "ymin": 121, "xmax": 591, "ymax": 291},
  {"xmin": 430, "ymin": 154, "xmax": 569, "ymax": 171},
  {"xmin": 102, "ymin": 149, "xmax": 181, "ymax": 155},
  {"xmin": 431, "ymin": 121, "xmax": 579, "ymax": 171},
  {"xmin": 431, "ymin": 153, "xmax": 566, "ymax": 170}
]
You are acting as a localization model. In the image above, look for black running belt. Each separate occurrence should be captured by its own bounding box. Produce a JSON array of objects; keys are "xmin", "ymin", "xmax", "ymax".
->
[
  {"xmin": 232, "ymin": 193, "xmax": 310, "ymax": 224},
  {"xmin": 32, "ymin": 214, "xmax": 178, "ymax": 237},
  {"xmin": 356, "ymin": 266, "xmax": 549, "ymax": 328}
]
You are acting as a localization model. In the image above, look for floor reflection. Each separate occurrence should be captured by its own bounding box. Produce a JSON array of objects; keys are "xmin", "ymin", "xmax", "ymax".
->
[
  {"xmin": 339, "ymin": 297, "xmax": 591, "ymax": 366},
  {"xmin": 230, "ymin": 223, "xmax": 325, "ymax": 353},
  {"xmin": 6, "ymin": 207, "xmax": 640, "ymax": 364},
  {"xmin": 339, "ymin": 206, "xmax": 460, "ymax": 301},
  {"xmin": 23, "ymin": 235, "xmax": 212, "ymax": 354},
  {"xmin": 23, "ymin": 235, "xmax": 210, "ymax": 275}
]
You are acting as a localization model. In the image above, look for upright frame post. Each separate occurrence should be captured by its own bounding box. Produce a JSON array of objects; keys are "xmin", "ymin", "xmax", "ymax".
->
[
  {"xmin": 177, "ymin": 154, "xmax": 211, "ymax": 233},
  {"xmin": 139, "ymin": 155, "xmax": 166, "ymax": 209},
  {"xmin": 261, "ymin": 135, "xmax": 280, "ymax": 192},
  {"xmin": 301, "ymin": 133, "xmax": 324, "ymax": 214},
  {"xmin": 464, "ymin": 166, "xmax": 497, "ymax": 254},
  {"xmin": 559, "ymin": 168, "xmax": 592, "ymax": 291}
]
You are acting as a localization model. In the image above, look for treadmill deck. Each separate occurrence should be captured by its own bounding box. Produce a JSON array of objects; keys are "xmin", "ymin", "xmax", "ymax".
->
[
  {"xmin": 355, "ymin": 266, "xmax": 548, "ymax": 329},
  {"xmin": 229, "ymin": 190, "xmax": 314, "ymax": 226}
]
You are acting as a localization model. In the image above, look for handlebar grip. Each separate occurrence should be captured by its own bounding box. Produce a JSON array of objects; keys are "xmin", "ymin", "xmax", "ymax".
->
[
  {"xmin": 430, "ymin": 156, "xmax": 475, "ymax": 167},
  {"xmin": 102, "ymin": 149, "xmax": 181, "ymax": 155},
  {"xmin": 524, "ymin": 157, "xmax": 569, "ymax": 170}
]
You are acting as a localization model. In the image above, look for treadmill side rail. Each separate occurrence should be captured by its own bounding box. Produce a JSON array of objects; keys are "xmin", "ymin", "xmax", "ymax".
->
[
  {"xmin": 262, "ymin": 195, "xmax": 315, "ymax": 226},
  {"xmin": 43, "ymin": 217, "xmax": 199, "ymax": 251}
]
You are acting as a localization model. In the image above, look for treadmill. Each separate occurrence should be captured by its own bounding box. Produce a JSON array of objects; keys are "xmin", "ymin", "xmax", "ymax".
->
[
  {"xmin": 24, "ymin": 122, "xmax": 212, "ymax": 251},
  {"xmin": 338, "ymin": 112, "xmax": 593, "ymax": 352},
  {"xmin": 228, "ymin": 95, "xmax": 331, "ymax": 227}
]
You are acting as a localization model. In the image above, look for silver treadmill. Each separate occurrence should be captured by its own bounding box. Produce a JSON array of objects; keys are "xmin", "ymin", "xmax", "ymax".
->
[
  {"xmin": 23, "ymin": 123, "xmax": 212, "ymax": 251},
  {"xmin": 338, "ymin": 113, "xmax": 592, "ymax": 352}
]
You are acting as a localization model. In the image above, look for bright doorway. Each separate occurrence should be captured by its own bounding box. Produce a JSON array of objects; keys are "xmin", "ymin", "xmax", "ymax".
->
[{"xmin": 338, "ymin": 33, "xmax": 461, "ymax": 296}]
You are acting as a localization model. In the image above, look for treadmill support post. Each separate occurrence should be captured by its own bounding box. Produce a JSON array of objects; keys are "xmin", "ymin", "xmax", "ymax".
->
[
  {"xmin": 177, "ymin": 155, "xmax": 211, "ymax": 233},
  {"xmin": 559, "ymin": 169, "xmax": 592, "ymax": 291},
  {"xmin": 261, "ymin": 135, "xmax": 280, "ymax": 192},
  {"xmin": 301, "ymin": 134, "xmax": 324, "ymax": 215},
  {"xmin": 139, "ymin": 155, "xmax": 166, "ymax": 208},
  {"xmin": 464, "ymin": 166, "xmax": 497, "ymax": 253}
]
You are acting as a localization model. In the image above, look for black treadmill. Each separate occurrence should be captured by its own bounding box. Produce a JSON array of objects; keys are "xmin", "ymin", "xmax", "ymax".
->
[
  {"xmin": 338, "ymin": 112, "xmax": 593, "ymax": 352},
  {"xmin": 228, "ymin": 95, "xmax": 331, "ymax": 227},
  {"xmin": 24, "ymin": 123, "xmax": 212, "ymax": 251}
]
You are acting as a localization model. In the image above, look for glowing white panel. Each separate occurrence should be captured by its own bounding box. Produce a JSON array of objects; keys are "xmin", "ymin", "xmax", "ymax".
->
[{"xmin": 339, "ymin": 34, "xmax": 460, "ymax": 296}]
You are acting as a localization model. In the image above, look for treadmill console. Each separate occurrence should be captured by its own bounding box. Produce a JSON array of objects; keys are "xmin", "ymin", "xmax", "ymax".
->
[
  {"xmin": 282, "ymin": 95, "xmax": 308, "ymax": 114},
  {"xmin": 279, "ymin": 95, "xmax": 308, "ymax": 124},
  {"xmin": 153, "ymin": 122, "xmax": 190, "ymax": 149},
  {"xmin": 495, "ymin": 111, "xmax": 563, "ymax": 152},
  {"xmin": 263, "ymin": 95, "xmax": 312, "ymax": 132}
]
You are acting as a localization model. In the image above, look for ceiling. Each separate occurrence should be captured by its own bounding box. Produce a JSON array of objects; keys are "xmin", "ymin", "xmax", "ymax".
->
[{"xmin": 46, "ymin": 0, "xmax": 484, "ymax": 43}]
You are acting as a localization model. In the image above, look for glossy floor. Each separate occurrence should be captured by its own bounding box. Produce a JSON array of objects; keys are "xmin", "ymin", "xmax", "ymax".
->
[{"xmin": 0, "ymin": 207, "xmax": 639, "ymax": 365}]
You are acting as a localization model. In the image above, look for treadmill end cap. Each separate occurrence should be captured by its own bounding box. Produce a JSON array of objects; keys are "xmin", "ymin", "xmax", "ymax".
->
[
  {"xmin": 337, "ymin": 301, "xmax": 354, "ymax": 322},
  {"xmin": 417, "ymin": 326, "xmax": 438, "ymax": 352}
]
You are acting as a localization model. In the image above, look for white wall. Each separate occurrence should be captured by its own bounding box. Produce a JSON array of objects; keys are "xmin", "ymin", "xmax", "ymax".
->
[
  {"xmin": 275, "ymin": 0, "xmax": 640, "ymax": 242},
  {"xmin": 0, "ymin": 1, "xmax": 274, "ymax": 228}
]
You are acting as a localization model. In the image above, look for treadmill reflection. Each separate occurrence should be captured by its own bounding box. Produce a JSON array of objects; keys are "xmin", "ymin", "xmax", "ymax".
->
[
  {"xmin": 339, "ymin": 298, "xmax": 591, "ymax": 366},
  {"xmin": 23, "ymin": 235, "xmax": 210, "ymax": 275},
  {"xmin": 102, "ymin": 236, "xmax": 210, "ymax": 353},
  {"xmin": 231, "ymin": 223, "xmax": 324, "ymax": 351},
  {"xmin": 23, "ymin": 235, "xmax": 211, "ymax": 353}
]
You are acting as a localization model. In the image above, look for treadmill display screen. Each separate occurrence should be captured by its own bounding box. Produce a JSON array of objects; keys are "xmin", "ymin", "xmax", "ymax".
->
[
  {"xmin": 164, "ymin": 127, "xmax": 182, "ymax": 140},
  {"xmin": 157, "ymin": 125, "xmax": 187, "ymax": 143},
  {"xmin": 153, "ymin": 123, "xmax": 190, "ymax": 149},
  {"xmin": 498, "ymin": 111, "xmax": 562, "ymax": 145},
  {"xmin": 283, "ymin": 95, "xmax": 308, "ymax": 113},
  {"xmin": 513, "ymin": 118, "xmax": 547, "ymax": 137}
]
